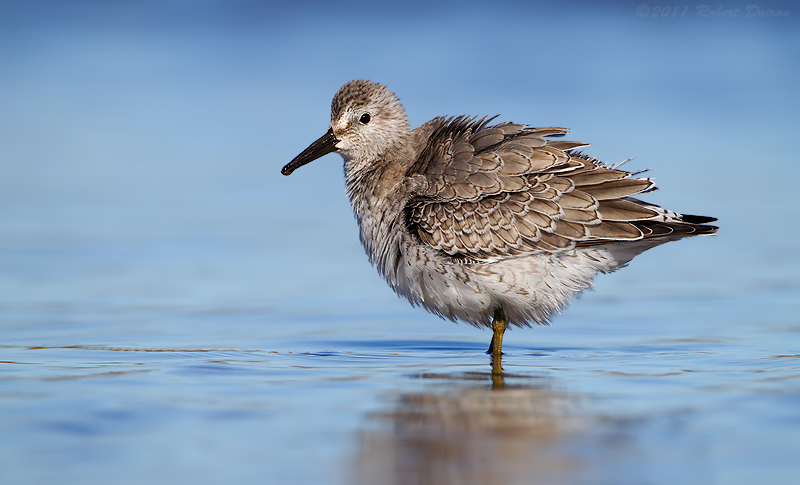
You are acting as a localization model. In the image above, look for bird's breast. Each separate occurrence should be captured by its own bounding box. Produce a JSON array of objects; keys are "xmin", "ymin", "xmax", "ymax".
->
[{"xmin": 345, "ymin": 167, "xmax": 415, "ymax": 288}]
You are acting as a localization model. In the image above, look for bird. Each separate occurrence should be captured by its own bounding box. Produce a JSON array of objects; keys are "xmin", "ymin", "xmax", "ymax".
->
[{"xmin": 281, "ymin": 80, "xmax": 717, "ymax": 372}]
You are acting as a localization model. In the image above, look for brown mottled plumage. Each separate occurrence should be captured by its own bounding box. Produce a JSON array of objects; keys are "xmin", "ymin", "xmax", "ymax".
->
[
  {"xmin": 403, "ymin": 116, "xmax": 715, "ymax": 259},
  {"xmin": 282, "ymin": 80, "xmax": 717, "ymax": 368}
]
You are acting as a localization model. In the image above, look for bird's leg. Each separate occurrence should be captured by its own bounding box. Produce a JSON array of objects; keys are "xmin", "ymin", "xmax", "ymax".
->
[
  {"xmin": 490, "ymin": 307, "xmax": 507, "ymax": 355},
  {"xmin": 486, "ymin": 308, "xmax": 507, "ymax": 354},
  {"xmin": 490, "ymin": 308, "xmax": 507, "ymax": 376}
]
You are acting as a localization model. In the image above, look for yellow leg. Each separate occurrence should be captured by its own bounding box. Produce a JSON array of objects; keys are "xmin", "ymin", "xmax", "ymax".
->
[{"xmin": 490, "ymin": 308, "xmax": 507, "ymax": 377}]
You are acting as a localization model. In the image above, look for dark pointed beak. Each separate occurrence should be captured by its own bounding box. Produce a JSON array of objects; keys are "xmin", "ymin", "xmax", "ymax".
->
[{"xmin": 281, "ymin": 128, "xmax": 340, "ymax": 175}]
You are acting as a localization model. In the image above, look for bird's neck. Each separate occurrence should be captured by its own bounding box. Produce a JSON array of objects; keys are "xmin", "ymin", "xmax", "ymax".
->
[{"xmin": 342, "ymin": 123, "xmax": 436, "ymax": 284}]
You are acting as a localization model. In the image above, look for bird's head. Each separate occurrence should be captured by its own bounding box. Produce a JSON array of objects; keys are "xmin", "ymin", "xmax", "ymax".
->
[{"xmin": 282, "ymin": 80, "xmax": 410, "ymax": 176}]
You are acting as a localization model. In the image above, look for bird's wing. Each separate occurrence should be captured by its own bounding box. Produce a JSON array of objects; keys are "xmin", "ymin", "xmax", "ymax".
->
[{"xmin": 406, "ymin": 116, "xmax": 716, "ymax": 260}]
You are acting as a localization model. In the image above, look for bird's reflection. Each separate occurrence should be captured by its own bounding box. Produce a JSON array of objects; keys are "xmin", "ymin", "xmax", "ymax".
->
[{"xmin": 355, "ymin": 372, "xmax": 589, "ymax": 485}]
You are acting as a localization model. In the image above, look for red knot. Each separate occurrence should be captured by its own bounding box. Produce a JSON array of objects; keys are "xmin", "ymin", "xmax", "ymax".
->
[{"xmin": 282, "ymin": 80, "xmax": 717, "ymax": 373}]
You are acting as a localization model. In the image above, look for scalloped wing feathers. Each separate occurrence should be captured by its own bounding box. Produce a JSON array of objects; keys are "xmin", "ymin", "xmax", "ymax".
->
[{"xmin": 406, "ymin": 117, "xmax": 715, "ymax": 260}]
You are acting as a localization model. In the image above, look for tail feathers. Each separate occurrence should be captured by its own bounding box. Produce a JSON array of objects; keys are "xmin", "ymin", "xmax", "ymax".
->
[
  {"xmin": 636, "ymin": 219, "xmax": 718, "ymax": 238},
  {"xmin": 593, "ymin": 218, "xmax": 717, "ymax": 272},
  {"xmin": 680, "ymin": 214, "xmax": 718, "ymax": 225}
]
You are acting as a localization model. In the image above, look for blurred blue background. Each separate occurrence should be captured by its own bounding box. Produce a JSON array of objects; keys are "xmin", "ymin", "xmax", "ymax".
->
[{"xmin": 1, "ymin": 1, "xmax": 799, "ymax": 484}]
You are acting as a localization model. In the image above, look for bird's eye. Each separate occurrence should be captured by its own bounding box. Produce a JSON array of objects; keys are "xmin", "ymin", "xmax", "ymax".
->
[{"xmin": 360, "ymin": 113, "xmax": 371, "ymax": 124}]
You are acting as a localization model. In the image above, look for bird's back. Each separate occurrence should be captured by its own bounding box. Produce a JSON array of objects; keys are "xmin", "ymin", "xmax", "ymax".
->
[{"xmin": 403, "ymin": 116, "xmax": 717, "ymax": 263}]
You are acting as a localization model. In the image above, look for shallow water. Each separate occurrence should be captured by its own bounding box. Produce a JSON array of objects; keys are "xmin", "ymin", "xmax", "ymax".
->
[{"xmin": 2, "ymin": 2, "xmax": 799, "ymax": 484}]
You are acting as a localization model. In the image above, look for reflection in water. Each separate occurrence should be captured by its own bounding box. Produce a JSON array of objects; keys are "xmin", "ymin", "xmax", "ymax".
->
[{"xmin": 356, "ymin": 374, "xmax": 589, "ymax": 485}]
